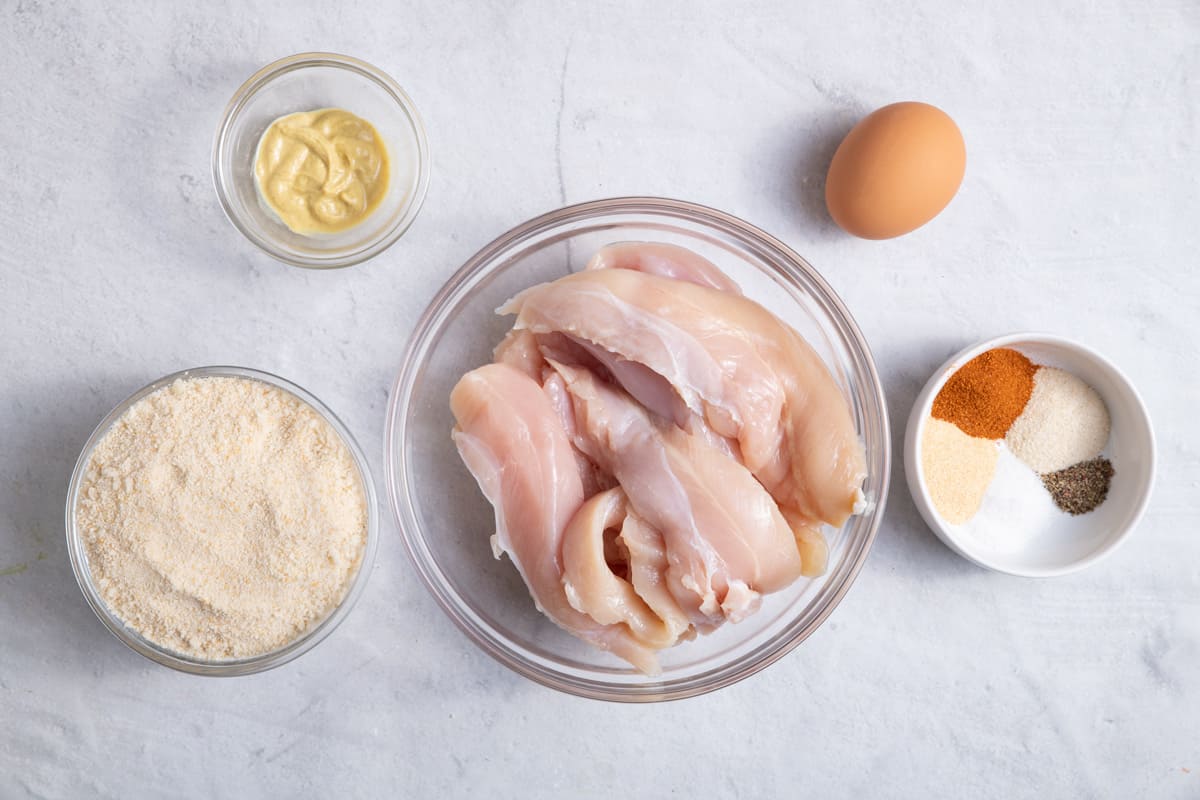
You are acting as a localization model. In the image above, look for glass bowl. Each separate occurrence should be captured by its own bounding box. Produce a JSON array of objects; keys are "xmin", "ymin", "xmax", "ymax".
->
[
  {"xmin": 65, "ymin": 366, "xmax": 379, "ymax": 676},
  {"xmin": 385, "ymin": 197, "xmax": 890, "ymax": 701},
  {"xmin": 212, "ymin": 52, "xmax": 430, "ymax": 269}
]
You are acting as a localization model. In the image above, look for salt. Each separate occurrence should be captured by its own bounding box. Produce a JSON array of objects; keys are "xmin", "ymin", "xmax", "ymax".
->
[{"xmin": 955, "ymin": 445, "xmax": 1057, "ymax": 552}]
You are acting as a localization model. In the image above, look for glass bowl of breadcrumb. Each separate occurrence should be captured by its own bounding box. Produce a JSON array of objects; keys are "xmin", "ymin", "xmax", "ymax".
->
[{"xmin": 65, "ymin": 365, "xmax": 379, "ymax": 675}]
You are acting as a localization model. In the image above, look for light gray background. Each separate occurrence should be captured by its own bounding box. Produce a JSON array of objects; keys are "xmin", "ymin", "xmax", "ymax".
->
[{"xmin": 2, "ymin": 2, "xmax": 1197, "ymax": 797}]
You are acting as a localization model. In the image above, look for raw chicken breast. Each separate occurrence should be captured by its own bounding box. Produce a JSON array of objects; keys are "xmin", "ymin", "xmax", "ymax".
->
[
  {"xmin": 503, "ymin": 277, "xmax": 735, "ymax": 431},
  {"xmin": 561, "ymin": 487, "xmax": 690, "ymax": 649},
  {"xmin": 541, "ymin": 371, "xmax": 614, "ymax": 499},
  {"xmin": 502, "ymin": 268, "xmax": 866, "ymax": 531},
  {"xmin": 495, "ymin": 329, "xmax": 614, "ymax": 499},
  {"xmin": 618, "ymin": 509, "xmax": 694, "ymax": 645},
  {"xmin": 452, "ymin": 243, "xmax": 867, "ymax": 672},
  {"xmin": 492, "ymin": 328, "xmax": 543, "ymax": 380},
  {"xmin": 450, "ymin": 363, "xmax": 660, "ymax": 673},
  {"xmin": 553, "ymin": 334, "xmax": 692, "ymax": 429},
  {"xmin": 586, "ymin": 241, "xmax": 743, "ymax": 295},
  {"xmin": 552, "ymin": 361, "xmax": 803, "ymax": 628}
]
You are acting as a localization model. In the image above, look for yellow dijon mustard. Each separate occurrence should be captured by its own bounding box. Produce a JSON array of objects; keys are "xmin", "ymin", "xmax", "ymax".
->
[{"xmin": 253, "ymin": 108, "xmax": 389, "ymax": 235}]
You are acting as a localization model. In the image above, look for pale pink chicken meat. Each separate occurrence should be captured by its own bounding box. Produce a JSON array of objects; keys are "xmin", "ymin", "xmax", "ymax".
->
[
  {"xmin": 450, "ymin": 362, "xmax": 660, "ymax": 673},
  {"xmin": 492, "ymin": 327, "xmax": 544, "ymax": 381},
  {"xmin": 453, "ymin": 242, "xmax": 867, "ymax": 671},
  {"xmin": 494, "ymin": 329, "xmax": 615, "ymax": 499},
  {"xmin": 551, "ymin": 361, "xmax": 804, "ymax": 628},
  {"xmin": 531, "ymin": 329, "xmax": 696, "ymax": 436},
  {"xmin": 617, "ymin": 508, "xmax": 694, "ymax": 644},
  {"xmin": 540, "ymin": 371, "xmax": 614, "ymax": 499},
  {"xmin": 586, "ymin": 241, "xmax": 744, "ymax": 295},
  {"xmin": 501, "ymin": 268, "xmax": 866, "ymax": 541},
  {"xmin": 561, "ymin": 487, "xmax": 691, "ymax": 649}
]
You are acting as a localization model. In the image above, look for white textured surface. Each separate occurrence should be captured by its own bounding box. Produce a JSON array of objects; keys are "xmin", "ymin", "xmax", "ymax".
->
[{"xmin": 2, "ymin": 2, "xmax": 1197, "ymax": 797}]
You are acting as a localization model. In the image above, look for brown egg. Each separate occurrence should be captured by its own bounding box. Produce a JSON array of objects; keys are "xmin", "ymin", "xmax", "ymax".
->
[{"xmin": 825, "ymin": 101, "xmax": 966, "ymax": 240}]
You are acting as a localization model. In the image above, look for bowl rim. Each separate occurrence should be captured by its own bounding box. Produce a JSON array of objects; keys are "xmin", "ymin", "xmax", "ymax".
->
[
  {"xmin": 64, "ymin": 365, "xmax": 380, "ymax": 676},
  {"xmin": 384, "ymin": 195, "xmax": 890, "ymax": 701},
  {"xmin": 903, "ymin": 331, "xmax": 1156, "ymax": 577},
  {"xmin": 211, "ymin": 51, "xmax": 431, "ymax": 270}
]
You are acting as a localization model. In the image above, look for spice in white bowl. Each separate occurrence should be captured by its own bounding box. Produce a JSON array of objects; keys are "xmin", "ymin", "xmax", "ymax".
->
[
  {"xmin": 919, "ymin": 417, "xmax": 997, "ymax": 524},
  {"xmin": 921, "ymin": 347, "xmax": 1116, "ymax": 526},
  {"xmin": 76, "ymin": 375, "xmax": 368, "ymax": 661},
  {"xmin": 1041, "ymin": 458, "xmax": 1115, "ymax": 515},
  {"xmin": 1005, "ymin": 366, "xmax": 1110, "ymax": 473},
  {"xmin": 905, "ymin": 334, "xmax": 1154, "ymax": 577}
]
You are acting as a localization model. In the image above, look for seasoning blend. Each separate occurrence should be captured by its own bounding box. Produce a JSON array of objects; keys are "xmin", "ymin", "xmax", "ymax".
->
[
  {"xmin": 920, "ymin": 418, "xmax": 997, "ymax": 525},
  {"xmin": 920, "ymin": 347, "xmax": 1116, "ymax": 535},
  {"xmin": 1005, "ymin": 367, "xmax": 1110, "ymax": 473},
  {"xmin": 932, "ymin": 347, "xmax": 1037, "ymax": 439},
  {"xmin": 1042, "ymin": 458, "xmax": 1115, "ymax": 515}
]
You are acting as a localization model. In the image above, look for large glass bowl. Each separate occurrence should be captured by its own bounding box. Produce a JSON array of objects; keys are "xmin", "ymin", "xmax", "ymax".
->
[{"xmin": 385, "ymin": 197, "xmax": 889, "ymax": 701}]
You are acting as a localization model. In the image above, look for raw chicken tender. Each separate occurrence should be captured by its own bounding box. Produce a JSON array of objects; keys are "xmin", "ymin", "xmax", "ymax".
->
[
  {"xmin": 561, "ymin": 487, "xmax": 691, "ymax": 649},
  {"xmin": 618, "ymin": 508, "xmax": 694, "ymax": 645},
  {"xmin": 451, "ymin": 242, "xmax": 867, "ymax": 673},
  {"xmin": 501, "ymin": 268, "xmax": 866, "ymax": 530},
  {"xmin": 553, "ymin": 361, "xmax": 804, "ymax": 627},
  {"xmin": 586, "ymin": 241, "xmax": 743, "ymax": 294},
  {"xmin": 450, "ymin": 363, "xmax": 660, "ymax": 673}
]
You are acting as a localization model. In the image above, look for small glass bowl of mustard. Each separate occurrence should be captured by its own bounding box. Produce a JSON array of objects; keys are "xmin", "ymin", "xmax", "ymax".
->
[{"xmin": 213, "ymin": 52, "xmax": 430, "ymax": 269}]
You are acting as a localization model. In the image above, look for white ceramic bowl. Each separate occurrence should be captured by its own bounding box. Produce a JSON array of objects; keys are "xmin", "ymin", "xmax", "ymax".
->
[{"xmin": 904, "ymin": 333, "xmax": 1155, "ymax": 577}]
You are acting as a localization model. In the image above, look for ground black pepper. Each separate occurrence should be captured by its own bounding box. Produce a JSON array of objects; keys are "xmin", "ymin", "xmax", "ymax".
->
[{"xmin": 1041, "ymin": 458, "xmax": 1115, "ymax": 515}]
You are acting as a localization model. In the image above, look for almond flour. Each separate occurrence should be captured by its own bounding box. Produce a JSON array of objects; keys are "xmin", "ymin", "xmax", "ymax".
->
[{"xmin": 76, "ymin": 375, "xmax": 368, "ymax": 661}]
